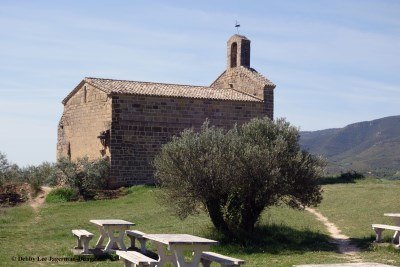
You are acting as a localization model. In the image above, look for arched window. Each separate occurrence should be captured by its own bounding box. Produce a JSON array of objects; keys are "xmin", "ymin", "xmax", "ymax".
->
[{"xmin": 230, "ymin": 42, "xmax": 237, "ymax": 68}]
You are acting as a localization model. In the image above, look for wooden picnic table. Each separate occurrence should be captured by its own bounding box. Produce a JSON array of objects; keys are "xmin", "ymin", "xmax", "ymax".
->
[
  {"xmin": 90, "ymin": 219, "xmax": 135, "ymax": 252},
  {"xmin": 384, "ymin": 213, "xmax": 400, "ymax": 242},
  {"xmin": 144, "ymin": 233, "xmax": 218, "ymax": 267},
  {"xmin": 384, "ymin": 213, "xmax": 400, "ymax": 225}
]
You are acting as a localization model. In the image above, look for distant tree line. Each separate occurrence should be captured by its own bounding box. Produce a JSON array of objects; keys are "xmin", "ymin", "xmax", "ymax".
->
[{"xmin": 0, "ymin": 151, "xmax": 110, "ymax": 203}]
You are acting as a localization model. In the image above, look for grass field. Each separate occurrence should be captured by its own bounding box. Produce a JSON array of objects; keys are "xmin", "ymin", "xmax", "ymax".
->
[
  {"xmin": 1, "ymin": 179, "xmax": 400, "ymax": 266},
  {"xmin": 317, "ymin": 178, "xmax": 400, "ymax": 265}
]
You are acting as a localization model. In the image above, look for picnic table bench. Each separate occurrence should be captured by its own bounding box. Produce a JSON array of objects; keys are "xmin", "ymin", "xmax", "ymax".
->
[
  {"xmin": 371, "ymin": 213, "xmax": 400, "ymax": 247},
  {"xmin": 372, "ymin": 224, "xmax": 400, "ymax": 245},
  {"xmin": 126, "ymin": 230, "xmax": 148, "ymax": 253},
  {"xmin": 200, "ymin": 251, "xmax": 245, "ymax": 266},
  {"xmin": 116, "ymin": 250, "xmax": 158, "ymax": 267},
  {"xmin": 71, "ymin": 229, "xmax": 94, "ymax": 254}
]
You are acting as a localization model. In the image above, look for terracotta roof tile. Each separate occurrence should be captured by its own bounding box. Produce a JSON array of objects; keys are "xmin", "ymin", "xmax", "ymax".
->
[
  {"xmin": 211, "ymin": 66, "xmax": 276, "ymax": 88},
  {"xmin": 240, "ymin": 67, "xmax": 276, "ymax": 88},
  {"xmin": 62, "ymin": 77, "xmax": 263, "ymax": 104}
]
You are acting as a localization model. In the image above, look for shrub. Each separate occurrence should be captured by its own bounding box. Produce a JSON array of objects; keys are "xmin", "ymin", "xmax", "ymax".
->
[
  {"xmin": 339, "ymin": 170, "xmax": 365, "ymax": 181},
  {"xmin": 1, "ymin": 151, "xmax": 57, "ymax": 194},
  {"xmin": 0, "ymin": 183, "xmax": 30, "ymax": 206},
  {"xmin": 56, "ymin": 157, "xmax": 109, "ymax": 200},
  {"xmin": 0, "ymin": 151, "xmax": 12, "ymax": 186},
  {"xmin": 20, "ymin": 162, "xmax": 57, "ymax": 197},
  {"xmin": 45, "ymin": 188, "xmax": 78, "ymax": 203},
  {"xmin": 0, "ymin": 151, "xmax": 9, "ymax": 172},
  {"xmin": 154, "ymin": 117, "xmax": 324, "ymax": 236}
]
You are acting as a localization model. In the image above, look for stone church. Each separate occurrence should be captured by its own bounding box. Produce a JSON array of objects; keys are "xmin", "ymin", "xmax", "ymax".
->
[{"xmin": 57, "ymin": 34, "xmax": 276, "ymax": 188}]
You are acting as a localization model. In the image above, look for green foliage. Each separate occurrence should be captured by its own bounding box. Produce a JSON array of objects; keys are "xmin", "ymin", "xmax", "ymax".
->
[
  {"xmin": 154, "ymin": 117, "xmax": 324, "ymax": 236},
  {"xmin": 121, "ymin": 185, "xmax": 152, "ymax": 196},
  {"xmin": 318, "ymin": 171, "xmax": 366, "ymax": 185},
  {"xmin": 0, "ymin": 151, "xmax": 9, "ymax": 173},
  {"xmin": 45, "ymin": 187, "xmax": 78, "ymax": 203},
  {"xmin": 0, "ymin": 151, "xmax": 58, "ymax": 197},
  {"xmin": 0, "ymin": 151, "xmax": 13, "ymax": 186},
  {"xmin": 56, "ymin": 157, "xmax": 110, "ymax": 200},
  {"xmin": 339, "ymin": 170, "xmax": 365, "ymax": 181},
  {"xmin": 0, "ymin": 151, "xmax": 109, "ymax": 202},
  {"xmin": 20, "ymin": 162, "xmax": 57, "ymax": 197}
]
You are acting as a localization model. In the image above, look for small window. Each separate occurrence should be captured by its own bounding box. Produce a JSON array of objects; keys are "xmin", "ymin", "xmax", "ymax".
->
[
  {"xmin": 67, "ymin": 142, "xmax": 71, "ymax": 160},
  {"xmin": 230, "ymin": 42, "xmax": 237, "ymax": 68},
  {"xmin": 83, "ymin": 86, "xmax": 87, "ymax": 103}
]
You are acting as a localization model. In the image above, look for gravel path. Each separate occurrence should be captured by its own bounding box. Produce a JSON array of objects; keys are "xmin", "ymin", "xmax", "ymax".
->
[
  {"xmin": 29, "ymin": 186, "xmax": 52, "ymax": 211},
  {"xmin": 306, "ymin": 207, "xmax": 362, "ymax": 262}
]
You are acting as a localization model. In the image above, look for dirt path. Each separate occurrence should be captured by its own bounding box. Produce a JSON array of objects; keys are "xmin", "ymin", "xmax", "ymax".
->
[
  {"xmin": 29, "ymin": 186, "xmax": 52, "ymax": 211},
  {"xmin": 306, "ymin": 207, "xmax": 362, "ymax": 262}
]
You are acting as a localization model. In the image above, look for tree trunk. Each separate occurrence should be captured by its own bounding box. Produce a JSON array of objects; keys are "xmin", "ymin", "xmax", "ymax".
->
[
  {"xmin": 239, "ymin": 204, "xmax": 264, "ymax": 232},
  {"xmin": 205, "ymin": 199, "xmax": 231, "ymax": 235}
]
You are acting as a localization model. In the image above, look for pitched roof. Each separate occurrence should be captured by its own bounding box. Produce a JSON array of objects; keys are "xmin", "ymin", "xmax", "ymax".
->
[
  {"xmin": 241, "ymin": 67, "xmax": 276, "ymax": 88},
  {"xmin": 62, "ymin": 77, "xmax": 263, "ymax": 104},
  {"xmin": 211, "ymin": 66, "xmax": 276, "ymax": 88}
]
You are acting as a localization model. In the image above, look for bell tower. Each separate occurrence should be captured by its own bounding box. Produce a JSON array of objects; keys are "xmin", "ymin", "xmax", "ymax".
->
[
  {"xmin": 227, "ymin": 35, "xmax": 251, "ymax": 69},
  {"xmin": 211, "ymin": 34, "xmax": 275, "ymax": 119}
]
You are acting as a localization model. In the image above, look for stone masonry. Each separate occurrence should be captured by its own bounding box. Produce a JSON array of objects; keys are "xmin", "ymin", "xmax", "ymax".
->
[
  {"xmin": 58, "ymin": 83, "xmax": 112, "ymax": 160},
  {"xmin": 57, "ymin": 34, "xmax": 276, "ymax": 188}
]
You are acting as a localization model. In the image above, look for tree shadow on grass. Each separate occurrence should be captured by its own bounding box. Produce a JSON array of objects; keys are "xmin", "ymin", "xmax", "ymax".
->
[
  {"xmin": 350, "ymin": 235, "xmax": 398, "ymax": 252},
  {"xmin": 68, "ymin": 249, "xmax": 119, "ymax": 262},
  {"xmin": 318, "ymin": 176, "xmax": 357, "ymax": 185},
  {"xmin": 204, "ymin": 224, "xmax": 337, "ymax": 255},
  {"xmin": 318, "ymin": 171, "xmax": 365, "ymax": 185},
  {"xmin": 68, "ymin": 248, "xmax": 158, "ymax": 263}
]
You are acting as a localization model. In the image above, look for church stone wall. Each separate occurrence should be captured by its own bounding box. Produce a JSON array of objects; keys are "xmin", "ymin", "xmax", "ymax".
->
[
  {"xmin": 109, "ymin": 94, "xmax": 266, "ymax": 187},
  {"xmin": 212, "ymin": 69, "xmax": 266, "ymax": 99},
  {"xmin": 264, "ymin": 87, "xmax": 274, "ymax": 119},
  {"xmin": 57, "ymin": 83, "xmax": 112, "ymax": 161},
  {"xmin": 211, "ymin": 68, "xmax": 274, "ymax": 118}
]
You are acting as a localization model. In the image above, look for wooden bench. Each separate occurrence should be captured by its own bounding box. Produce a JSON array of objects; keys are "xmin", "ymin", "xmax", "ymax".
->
[
  {"xmin": 116, "ymin": 250, "xmax": 158, "ymax": 267},
  {"xmin": 126, "ymin": 230, "xmax": 148, "ymax": 253},
  {"xmin": 72, "ymin": 229, "xmax": 94, "ymax": 254},
  {"xmin": 200, "ymin": 251, "xmax": 245, "ymax": 267},
  {"xmin": 372, "ymin": 224, "xmax": 400, "ymax": 244}
]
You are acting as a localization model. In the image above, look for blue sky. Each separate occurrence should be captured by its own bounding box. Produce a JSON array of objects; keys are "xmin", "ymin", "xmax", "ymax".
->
[{"xmin": 0, "ymin": 0, "xmax": 399, "ymax": 166}]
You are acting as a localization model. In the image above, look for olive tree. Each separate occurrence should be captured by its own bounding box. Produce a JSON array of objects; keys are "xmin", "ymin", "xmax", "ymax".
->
[
  {"xmin": 0, "ymin": 151, "xmax": 10, "ymax": 172},
  {"xmin": 0, "ymin": 151, "xmax": 19, "ymax": 186},
  {"xmin": 154, "ymin": 117, "xmax": 324, "ymax": 236},
  {"xmin": 56, "ymin": 157, "xmax": 109, "ymax": 199}
]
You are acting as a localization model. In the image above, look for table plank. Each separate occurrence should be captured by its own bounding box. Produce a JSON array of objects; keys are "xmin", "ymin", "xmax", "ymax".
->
[
  {"xmin": 144, "ymin": 234, "xmax": 218, "ymax": 246},
  {"xmin": 384, "ymin": 213, "xmax": 400, "ymax": 217},
  {"xmin": 90, "ymin": 219, "xmax": 135, "ymax": 226}
]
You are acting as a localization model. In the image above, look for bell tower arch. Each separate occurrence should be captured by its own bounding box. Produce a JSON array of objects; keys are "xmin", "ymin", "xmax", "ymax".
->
[{"xmin": 227, "ymin": 34, "xmax": 251, "ymax": 69}]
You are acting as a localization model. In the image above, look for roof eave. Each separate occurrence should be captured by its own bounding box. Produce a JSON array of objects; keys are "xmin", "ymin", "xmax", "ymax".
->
[
  {"xmin": 106, "ymin": 91, "xmax": 263, "ymax": 103},
  {"xmin": 61, "ymin": 78, "xmax": 112, "ymax": 105},
  {"xmin": 61, "ymin": 79, "xmax": 86, "ymax": 105}
]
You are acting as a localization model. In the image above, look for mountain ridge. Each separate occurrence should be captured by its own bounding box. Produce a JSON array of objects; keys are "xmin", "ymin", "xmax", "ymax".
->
[{"xmin": 299, "ymin": 115, "xmax": 400, "ymax": 178}]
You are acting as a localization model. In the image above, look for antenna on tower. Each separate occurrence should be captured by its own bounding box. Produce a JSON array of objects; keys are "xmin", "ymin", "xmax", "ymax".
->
[{"xmin": 235, "ymin": 20, "xmax": 240, "ymax": 34}]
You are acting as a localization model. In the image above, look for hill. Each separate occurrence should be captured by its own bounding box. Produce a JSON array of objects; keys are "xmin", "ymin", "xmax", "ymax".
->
[{"xmin": 300, "ymin": 115, "xmax": 400, "ymax": 178}]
